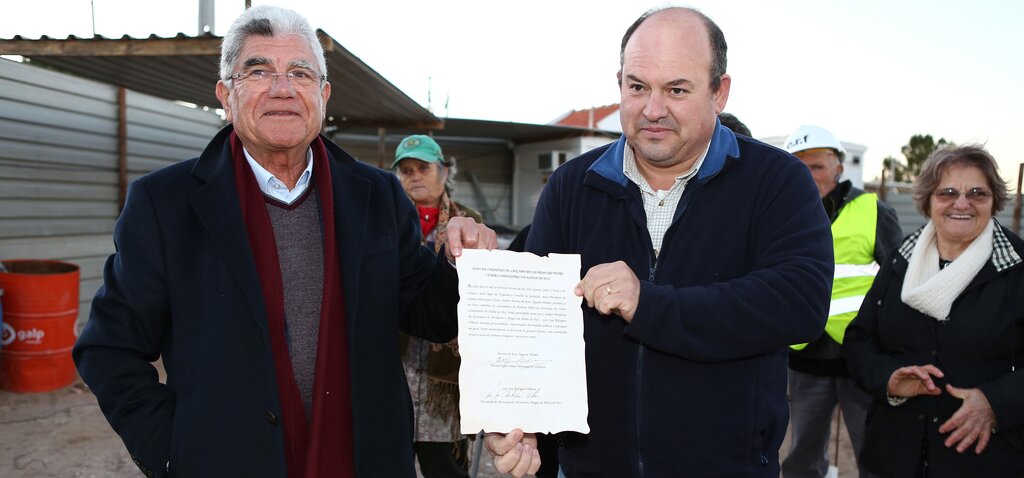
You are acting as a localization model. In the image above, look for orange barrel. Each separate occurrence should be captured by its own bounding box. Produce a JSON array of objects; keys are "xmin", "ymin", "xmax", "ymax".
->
[{"xmin": 0, "ymin": 260, "xmax": 80, "ymax": 392}]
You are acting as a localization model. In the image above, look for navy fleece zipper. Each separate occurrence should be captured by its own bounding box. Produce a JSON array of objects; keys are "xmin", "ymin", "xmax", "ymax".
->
[{"xmin": 634, "ymin": 251, "xmax": 659, "ymax": 477}]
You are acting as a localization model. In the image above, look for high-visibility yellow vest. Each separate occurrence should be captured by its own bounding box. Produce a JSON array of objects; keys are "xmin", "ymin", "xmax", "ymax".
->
[{"xmin": 792, "ymin": 193, "xmax": 879, "ymax": 350}]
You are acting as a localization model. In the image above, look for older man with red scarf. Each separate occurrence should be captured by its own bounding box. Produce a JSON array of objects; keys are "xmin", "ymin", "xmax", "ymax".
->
[{"xmin": 73, "ymin": 6, "xmax": 495, "ymax": 478}]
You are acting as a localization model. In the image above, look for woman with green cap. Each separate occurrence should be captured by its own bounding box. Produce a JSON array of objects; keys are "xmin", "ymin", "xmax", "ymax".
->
[{"xmin": 393, "ymin": 134, "xmax": 482, "ymax": 477}]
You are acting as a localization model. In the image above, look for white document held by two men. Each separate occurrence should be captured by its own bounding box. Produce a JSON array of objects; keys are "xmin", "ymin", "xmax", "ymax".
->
[{"xmin": 456, "ymin": 249, "xmax": 589, "ymax": 435}]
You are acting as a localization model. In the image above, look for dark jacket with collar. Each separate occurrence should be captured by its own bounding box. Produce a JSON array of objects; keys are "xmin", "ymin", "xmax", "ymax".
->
[
  {"xmin": 845, "ymin": 223, "xmax": 1024, "ymax": 477},
  {"xmin": 72, "ymin": 125, "xmax": 459, "ymax": 477},
  {"xmin": 526, "ymin": 124, "xmax": 834, "ymax": 477}
]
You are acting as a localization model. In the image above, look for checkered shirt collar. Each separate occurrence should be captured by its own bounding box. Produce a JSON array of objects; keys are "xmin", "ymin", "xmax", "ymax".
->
[{"xmin": 899, "ymin": 219, "xmax": 1022, "ymax": 272}]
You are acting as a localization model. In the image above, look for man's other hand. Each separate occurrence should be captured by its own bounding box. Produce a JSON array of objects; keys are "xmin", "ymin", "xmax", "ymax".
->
[{"xmin": 484, "ymin": 429, "xmax": 540, "ymax": 477}]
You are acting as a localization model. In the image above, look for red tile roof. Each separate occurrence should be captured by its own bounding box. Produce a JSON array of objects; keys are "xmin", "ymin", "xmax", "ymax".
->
[{"xmin": 554, "ymin": 104, "xmax": 619, "ymax": 129}]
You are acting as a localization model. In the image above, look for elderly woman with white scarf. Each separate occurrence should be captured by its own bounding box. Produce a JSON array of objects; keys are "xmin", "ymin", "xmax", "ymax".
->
[{"xmin": 845, "ymin": 144, "xmax": 1024, "ymax": 478}]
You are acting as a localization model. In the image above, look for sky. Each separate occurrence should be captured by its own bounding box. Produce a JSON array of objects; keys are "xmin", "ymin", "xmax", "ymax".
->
[{"xmin": 2, "ymin": 0, "xmax": 1022, "ymax": 185}]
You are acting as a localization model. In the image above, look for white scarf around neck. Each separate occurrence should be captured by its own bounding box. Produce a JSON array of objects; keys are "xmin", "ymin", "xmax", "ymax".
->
[{"xmin": 901, "ymin": 218, "xmax": 994, "ymax": 321}]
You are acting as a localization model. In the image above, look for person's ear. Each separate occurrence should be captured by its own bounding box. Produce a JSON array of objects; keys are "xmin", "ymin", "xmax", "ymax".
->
[
  {"xmin": 713, "ymin": 74, "xmax": 731, "ymax": 114},
  {"xmin": 216, "ymin": 80, "xmax": 233, "ymax": 122}
]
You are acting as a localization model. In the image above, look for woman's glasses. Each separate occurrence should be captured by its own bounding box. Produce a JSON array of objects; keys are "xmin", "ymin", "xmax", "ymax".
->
[{"xmin": 933, "ymin": 187, "xmax": 991, "ymax": 203}]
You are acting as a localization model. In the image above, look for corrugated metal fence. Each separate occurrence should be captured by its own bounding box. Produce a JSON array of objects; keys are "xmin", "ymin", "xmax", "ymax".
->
[{"xmin": 0, "ymin": 58, "xmax": 223, "ymax": 326}]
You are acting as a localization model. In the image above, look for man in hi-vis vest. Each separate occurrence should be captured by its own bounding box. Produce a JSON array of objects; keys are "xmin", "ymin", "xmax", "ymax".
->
[{"xmin": 781, "ymin": 125, "xmax": 903, "ymax": 478}]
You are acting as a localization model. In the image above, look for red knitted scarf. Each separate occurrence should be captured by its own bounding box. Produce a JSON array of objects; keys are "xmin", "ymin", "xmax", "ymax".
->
[{"xmin": 230, "ymin": 132, "xmax": 354, "ymax": 477}]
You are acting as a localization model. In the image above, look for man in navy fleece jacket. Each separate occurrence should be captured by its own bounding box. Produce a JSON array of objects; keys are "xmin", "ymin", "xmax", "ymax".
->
[{"xmin": 485, "ymin": 6, "xmax": 833, "ymax": 478}]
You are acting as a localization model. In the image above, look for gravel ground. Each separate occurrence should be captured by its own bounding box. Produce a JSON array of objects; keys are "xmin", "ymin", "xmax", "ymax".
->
[
  {"xmin": 0, "ymin": 374, "xmax": 506, "ymax": 478},
  {"xmin": 0, "ymin": 375, "xmax": 855, "ymax": 478},
  {"xmin": 0, "ymin": 379, "xmax": 136, "ymax": 477}
]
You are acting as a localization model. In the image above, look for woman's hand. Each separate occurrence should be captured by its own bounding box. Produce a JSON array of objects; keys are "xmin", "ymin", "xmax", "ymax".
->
[
  {"xmin": 939, "ymin": 385, "xmax": 997, "ymax": 454},
  {"xmin": 886, "ymin": 364, "xmax": 944, "ymax": 398}
]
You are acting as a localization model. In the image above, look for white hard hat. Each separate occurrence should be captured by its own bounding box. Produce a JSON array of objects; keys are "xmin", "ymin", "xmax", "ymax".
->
[{"xmin": 784, "ymin": 125, "xmax": 846, "ymax": 160}]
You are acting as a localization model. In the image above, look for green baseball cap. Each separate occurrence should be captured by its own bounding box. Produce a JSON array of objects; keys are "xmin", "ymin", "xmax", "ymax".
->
[{"xmin": 392, "ymin": 135, "xmax": 443, "ymax": 168}]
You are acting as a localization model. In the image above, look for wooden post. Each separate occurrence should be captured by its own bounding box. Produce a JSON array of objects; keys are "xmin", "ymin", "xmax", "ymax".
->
[
  {"xmin": 377, "ymin": 127, "xmax": 387, "ymax": 169},
  {"xmin": 878, "ymin": 166, "xmax": 888, "ymax": 202},
  {"xmin": 117, "ymin": 87, "xmax": 128, "ymax": 213},
  {"xmin": 1013, "ymin": 163, "xmax": 1023, "ymax": 234}
]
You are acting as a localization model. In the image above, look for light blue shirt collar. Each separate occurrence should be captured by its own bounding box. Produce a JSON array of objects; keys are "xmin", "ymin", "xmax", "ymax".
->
[{"xmin": 243, "ymin": 147, "xmax": 314, "ymax": 204}]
